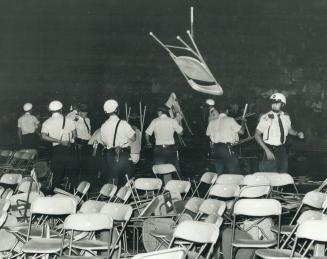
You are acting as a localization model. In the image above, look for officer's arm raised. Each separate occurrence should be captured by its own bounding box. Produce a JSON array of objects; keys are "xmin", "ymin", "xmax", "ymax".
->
[{"xmin": 41, "ymin": 133, "xmax": 62, "ymax": 145}]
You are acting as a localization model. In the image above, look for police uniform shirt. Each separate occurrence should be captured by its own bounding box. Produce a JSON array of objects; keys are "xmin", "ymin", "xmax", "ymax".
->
[
  {"xmin": 256, "ymin": 111, "xmax": 291, "ymax": 146},
  {"xmin": 17, "ymin": 112, "xmax": 39, "ymax": 135},
  {"xmin": 41, "ymin": 112, "xmax": 76, "ymax": 146},
  {"xmin": 145, "ymin": 114, "xmax": 183, "ymax": 145},
  {"xmin": 206, "ymin": 113, "xmax": 241, "ymax": 144},
  {"xmin": 75, "ymin": 116, "xmax": 91, "ymax": 140},
  {"xmin": 100, "ymin": 115, "xmax": 135, "ymax": 149},
  {"xmin": 208, "ymin": 107, "xmax": 219, "ymax": 121}
]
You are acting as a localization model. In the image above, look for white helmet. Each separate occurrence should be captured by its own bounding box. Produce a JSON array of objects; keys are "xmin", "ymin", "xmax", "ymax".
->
[
  {"xmin": 23, "ymin": 103, "xmax": 33, "ymax": 112},
  {"xmin": 103, "ymin": 99, "xmax": 119, "ymax": 113},
  {"xmin": 270, "ymin": 93, "xmax": 286, "ymax": 105},
  {"xmin": 206, "ymin": 99, "xmax": 215, "ymax": 106},
  {"xmin": 49, "ymin": 100, "xmax": 63, "ymax": 111}
]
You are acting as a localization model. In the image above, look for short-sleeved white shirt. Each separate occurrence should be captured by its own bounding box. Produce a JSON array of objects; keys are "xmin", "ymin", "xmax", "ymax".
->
[
  {"xmin": 100, "ymin": 115, "xmax": 135, "ymax": 149},
  {"xmin": 256, "ymin": 111, "xmax": 291, "ymax": 146},
  {"xmin": 145, "ymin": 114, "xmax": 183, "ymax": 145},
  {"xmin": 75, "ymin": 116, "xmax": 91, "ymax": 140},
  {"xmin": 17, "ymin": 112, "xmax": 39, "ymax": 135},
  {"xmin": 41, "ymin": 112, "xmax": 76, "ymax": 146},
  {"xmin": 206, "ymin": 113, "xmax": 241, "ymax": 144}
]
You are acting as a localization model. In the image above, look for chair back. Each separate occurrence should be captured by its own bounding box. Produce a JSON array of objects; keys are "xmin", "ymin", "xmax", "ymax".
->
[
  {"xmin": 242, "ymin": 174, "xmax": 270, "ymax": 186},
  {"xmin": 209, "ymin": 184, "xmax": 240, "ymax": 198},
  {"xmin": 64, "ymin": 213, "xmax": 113, "ymax": 231},
  {"xmin": 152, "ymin": 164, "xmax": 176, "ymax": 175},
  {"xmin": 76, "ymin": 181, "xmax": 90, "ymax": 195},
  {"xmin": 184, "ymin": 197, "xmax": 204, "ymax": 214},
  {"xmin": 297, "ymin": 219, "xmax": 327, "ymax": 242},
  {"xmin": 197, "ymin": 199, "xmax": 226, "ymax": 217},
  {"xmin": 171, "ymin": 220, "xmax": 220, "ymax": 244},
  {"xmin": 30, "ymin": 196, "xmax": 76, "ymax": 215},
  {"xmin": 79, "ymin": 200, "xmax": 105, "ymax": 213},
  {"xmin": 115, "ymin": 186, "xmax": 132, "ymax": 203},
  {"xmin": 98, "ymin": 183, "xmax": 117, "ymax": 200},
  {"xmin": 216, "ymin": 174, "xmax": 244, "ymax": 185},
  {"xmin": 0, "ymin": 173, "xmax": 22, "ymax": 185},
  {"xmin": 134, "ymin": 178, "xmax": 162, "ymax": 191},
  {"xmin": 164, "ymin": 180, "xmax": 191, "ymax": 196},
  {"xmin": 254, "ymin": 172, "xmax": 295, "ymax": 187},
  {"xmin": 302, "ymin": 191, "xmax": 327, "ymax": 209},
  {"xmin": 233, "ymin": 199, "xmax": 282, "ymax": 216},
  {"xmin": 101, "ymin": 202, "xmax": 133, "ymax": 222},
  {"xmin": 200, "ymin": 172, "xmax": 217, "ymax": 185},
  {"xmin": 17, "ymin": 180, "xmax": 39, "ymax": 193},
  {"xmin": 239, "ymin": 185, "xmax": 271, "ymax": 198},
  {"xmin": 131, "ymin": 247, "xmax": 186, "ymax": 259}
]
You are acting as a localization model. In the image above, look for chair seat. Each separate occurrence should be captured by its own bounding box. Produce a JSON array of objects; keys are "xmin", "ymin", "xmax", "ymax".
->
[
  {"xmin": 271, "ymin": 225, "xmax": 295, "ymax": 234},
  {"xmin": 232, "ymin": 239, "xmax": 277, "ymax": 248},
  {"xmin": 22, "ymin": 238, "xmax": 68, "ymax": 253},
  {"xmin": 58, "ymin": 256, "xmax": 107, "ymax": 259},
  {"xmin": 53, "ymin": 188, "xmax": 74, "ymax": 197},
  {"xmin": 72, "ymin": 240, "xmax": 108, "ymax": 250},
  {"xmin": 150, "ymin": 229, "xmax": 174, "ymax": 238},
  {"xmin": 18, "ymin": 226, "xmax": 60, "ymax": 238},
  {"xmin": 4, "ymin": 222, "xmax": 29, "ymax": 233},
  {"xmin": 255, "ymin": 249, "xmax": 306, "ymax": 259}
]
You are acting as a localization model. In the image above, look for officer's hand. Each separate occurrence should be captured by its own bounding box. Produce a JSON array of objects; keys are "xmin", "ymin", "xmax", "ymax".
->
[
  {"xmin": 297, "ymin": 132, "xmax": 304, "ymax": 139},
  {"xmin": 265, "ymin": 148, "xmax": 275, "ymax": 160}
]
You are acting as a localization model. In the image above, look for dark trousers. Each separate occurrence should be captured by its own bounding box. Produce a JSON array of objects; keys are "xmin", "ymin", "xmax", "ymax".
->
[
  {"xmin": 51, "ymin": 145, "xmax": 78, "ymax": 190},
  {"xmin": 104, "ymin": 148, "xmax": 133, "ymax": 186},
  {"xmin": 259, "ymin": 144, "xmax": 288, "ymax": 172},
  {"xmin": 76, "ymin": 139, "xmax": 92, "ymax": 182},
  {"xmin": 153, "ymin": 145, "xmax": 181, "ymax": 181},
  {"xmin": 22, "ymin": 133, "xmax": 39, "ymax": 149},
  {"xmin": 212, "ymin": 143, "xmax": 240, "ymax": 174}
]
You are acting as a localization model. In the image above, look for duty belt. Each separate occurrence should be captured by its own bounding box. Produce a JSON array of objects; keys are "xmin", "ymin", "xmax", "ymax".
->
[{"xmin": 155, "ymin": 144, "xmax": 175, "ymax": 148}]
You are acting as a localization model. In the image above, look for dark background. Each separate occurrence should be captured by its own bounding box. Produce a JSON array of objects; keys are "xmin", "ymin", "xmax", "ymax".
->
[{"xmin": 1, "ymin": 0, "xmax": 327, "ymax": 111}]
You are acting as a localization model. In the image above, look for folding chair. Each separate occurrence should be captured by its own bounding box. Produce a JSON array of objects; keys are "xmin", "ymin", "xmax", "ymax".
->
[
  {"xmin": 275, "ymin": 209, "xmax": 327, "ymax": 250},
  {"xmin": 5, "ymin": 149, "xmax": 37, "ymax": 173},
  {"xmin": 215, "ymin": 174, "xmax": 244, "ymax": 185},
  {"xmin": 163, "ymin": 180, "xmax": 191, "ymax": 201},
  {"xmin": 0, "ymin": 173, "xmax": 23, "ymax": 191},
  {"xmin": 130, "ymin": 178, "xmax": 162, "ymax": 213},
  {"xmin": 150, "ymin": 31, "xmax": 223, "ymax": 96},
  {"xmin": 54, "ymin": 181, "xmax": 90, "ymax": 206},
  {"xmin": 131, "ymin": 247, "xmax": 186, "ymax": 259},
  {"xmin": 190, "ymin": 172, "xmax": 217, "ymax": 198},
  {"xmin": 113, "ymin": 185, "xmax": 132, "ymax": 204},
  {"xmin": 95, "ymin": 183, "xmax": 117, "ymax": 201},
  {"xmin": 207, "ymin": 184, "xmax": 240, "ymax": 212},
  {"xmin": 0, "ymin": 149, "xmax": 15, "ymax": 167},
  {"xmin": 20, "ymin": 196, "xmax": 76, "ymax": 258},
  {"xmin": 168, "ymin": 220, "xmax": 220, "ymax": 259},
  {"xmin": 288, "ymin": 191, "xmax": 327, "ymax": 225},
  {"xmin": 256, "ymin": 219, "xmax": 327, "ymax": 259},
  {"xmin": 195, "ymin": 199, "xmax": 226, "ymax": 221},
  {"xmin": 152, "ymin": 164, "xmax": 181, "ymax": 184},
  {"xmin": 58, "ymin": 213, "xmax": 114, "ymax": 258},
  {"xmin": 78, "ymin": 200, "xmax": 106, "ymax": 214},
  {"xmin": 254, "ymin": 172, "xmax": 298, "ymax": 194},
  {"xmin": 238, "ymin": 174, "xmax": 271, "ymax": 199},
  {"xmin": 231, "ymin": 199, "xmax": 282, "ymax": 259},
  {"xmin": 100, "ymin": 202, "xmax": 133, "ymax": 258},
  {"xmin": 147, "ymin": 197, "xmax": 205, "ymax": 252}
]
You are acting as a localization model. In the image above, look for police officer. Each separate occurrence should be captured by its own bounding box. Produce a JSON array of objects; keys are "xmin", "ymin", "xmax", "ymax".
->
[
  {"xmin": 71, "ymin": 104, "xmax": 92, "ymax": 181},
  {"xmin": 41, "ymin": 100, "xmax": 77, "ymax": 189},
  {"xmin": 255, "ymin": 93, "xmax": 304, "ymax": 172},
  {"xmin": 206, "ymin": 99, "xmax": 219, "ymax": 122},
  {"xmin": 101, "ymin": 99, "xmax": 135, "ymax": 186},
  {"xmin": 206, "ymin": 104, "xmax": 245, "ymax": 173},
  {"xmin": 17, "ymin": 103, "xmax": 40, "ymax": 149},
  {"xmin": 145, "ymin": 106, "xmax": 183, "ymax": 181}
]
